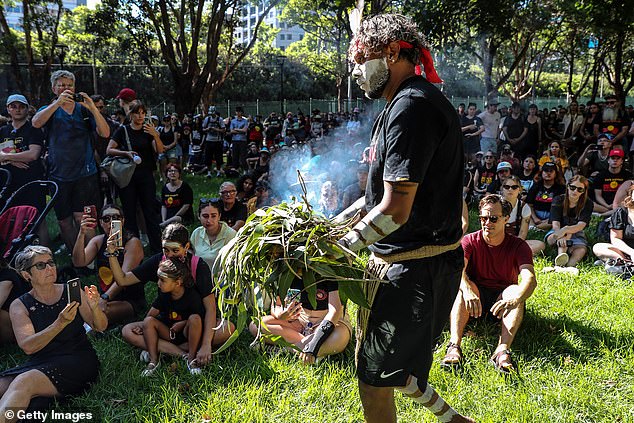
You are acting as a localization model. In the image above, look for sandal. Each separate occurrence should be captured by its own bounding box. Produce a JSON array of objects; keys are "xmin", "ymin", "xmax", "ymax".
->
[
  {"xmin": 440, "ymin": 342, "xmax": 463, "ymax": 369},
  {"xmin": 490, "ymin": 349, "xmax": 515, "ymax": 374},
  {"xmin": 187, "ymin": 358, "xmax": 202, "ymax": 376},
  {"xmin": 141, "ymin": 361, "xmax": 160, "ymax": 377}
]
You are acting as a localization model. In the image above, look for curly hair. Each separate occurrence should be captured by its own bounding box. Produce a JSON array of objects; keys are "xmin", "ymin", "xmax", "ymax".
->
[
  {"xmin": 14, "ymin": 245, "xmax": 53, "ymax": 274},
  {"xmin": 349, "ymin": 14, "xmax": 427, "ymax": 65},
  {"xmin": 622, "ymin": 183, "xmax": 634, "ymax": 209}
]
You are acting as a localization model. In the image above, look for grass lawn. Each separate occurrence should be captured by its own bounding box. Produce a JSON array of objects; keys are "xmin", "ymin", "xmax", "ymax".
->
[{"xmin": 1, "ymin": 174, "xmax": 634, "ymax": 422}]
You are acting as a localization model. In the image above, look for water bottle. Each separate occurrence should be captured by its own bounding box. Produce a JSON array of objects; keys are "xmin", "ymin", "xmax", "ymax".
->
[{"xmin": 132, "ymin": 153, "xmax": 142, "ymax": 165}]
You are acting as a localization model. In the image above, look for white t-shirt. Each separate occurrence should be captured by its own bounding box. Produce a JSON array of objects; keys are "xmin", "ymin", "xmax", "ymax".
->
[
  {"xmin": 508, "ymin": 201, "xmax": 532, "ymax": 225},
  {"xmin": 478, "ymin": 111, "xmax": 501, "ymax": 139}
]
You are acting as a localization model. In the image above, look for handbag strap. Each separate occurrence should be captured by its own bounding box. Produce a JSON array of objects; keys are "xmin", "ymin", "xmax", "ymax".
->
[{"xmin": 122, "ymin": 125, "xmax": 132, "ymax": 151}]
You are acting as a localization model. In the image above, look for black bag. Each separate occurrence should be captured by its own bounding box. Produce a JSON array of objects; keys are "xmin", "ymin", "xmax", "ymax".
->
[{"xmin": 100, "ymin": 126, "xmax": 136, "ymax": 188}]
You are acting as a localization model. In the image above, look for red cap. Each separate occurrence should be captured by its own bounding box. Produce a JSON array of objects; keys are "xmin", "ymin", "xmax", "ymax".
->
[
  {"xmin": 115, "ymin": 88, "xmax": 136, "ymax": 102},
  {"xmin": 609, "ymin": 149, "xmax": 624, "ymax": 158}
]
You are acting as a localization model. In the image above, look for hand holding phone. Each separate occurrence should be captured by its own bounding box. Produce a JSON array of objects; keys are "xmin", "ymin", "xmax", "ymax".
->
[
  {"xmin": 66, "ymin": 278, "xmax": 82, "ymax": 305},
  {"xmin": 111, "ymin": 220, "xmax": 123, "ymax": 250},
  {"xmin": 83, "ymin": 205, "xmax": 97, "ymax": 228},
  {"xmin": 285, "ymin": 288, "xmax": 301, "ymax": 307}
]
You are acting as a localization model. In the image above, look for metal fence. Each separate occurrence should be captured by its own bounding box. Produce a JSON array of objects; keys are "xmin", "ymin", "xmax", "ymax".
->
[{"xmin": 447, "ymin": 96, "xmax": 634, "ymax": 111}]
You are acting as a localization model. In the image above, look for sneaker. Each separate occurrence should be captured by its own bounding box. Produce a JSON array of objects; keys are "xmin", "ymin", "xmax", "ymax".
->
[
  {"xmin": 140, "ymin": 350, "xmax": 151, "ymax": 363},
  {"xmin": 141, "ymin": 362, "xmax": 159, "ymax": 377},
  {"xmin": 206, "ymin": 172, "xmax": 212, "ymax": 179},
  {"xmin": 554, "ymin": 253, "xmax": 569, "ymax": 267},
  {"xmin": 594, "ymin": 259, "xmax": 604, "ymax": 266},
  {"xmin": 187, "ymin": 358, "xmax": 202, "ymax": 376}
]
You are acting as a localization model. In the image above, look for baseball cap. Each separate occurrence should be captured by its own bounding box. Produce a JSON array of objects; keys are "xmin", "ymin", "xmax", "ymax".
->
[
  {"xmin": 260, "ymin": 147, "xmax": 269, "ymax": 154},
  {"xmin": 597, "ymin": 133, "xmax": 613, "ymax": 141},
  {"xmin": 115, "ymin": 88, "xmax": 136, "ymax": 102},
  {"xmin": 496, "ymin": 161, "xmax": 512, "ymax": 172},
  {"xmin": 501, "ymin": 143, "xmax": 512, "ymax": 151},
  {"xmin": 475, "ymin": 151, "xmax": 484, "ymax": 156},
  {"xmin": 357, "ymin": 163, "xmax": 369, "ymax": 173},
  {"xmin": 6, "ymin": 94, "xmax": 29, "ymax": 106},
  {"xmin": 609, "ymin": 149, "xmax": 624, "ymax": 158},
  {"xmin": 151, "ymin": 115, "xmax": 159, "ymax": 121},
  {"xmin": 542, "ymin": 162, "xmax": 557, "ymax": 171}
]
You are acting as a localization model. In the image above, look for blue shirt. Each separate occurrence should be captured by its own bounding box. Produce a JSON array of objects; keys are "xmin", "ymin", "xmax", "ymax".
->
[
  {"xmin": 39, "ymin": 104, "xmax": 97, "ymax": 181},
  {"xmin": 230, "ymin": 117, "xmax": 248, "ymax": 142}
]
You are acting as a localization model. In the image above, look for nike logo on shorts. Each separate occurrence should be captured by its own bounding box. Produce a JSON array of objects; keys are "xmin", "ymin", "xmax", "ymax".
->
[{"xmin": 379, "ymin": 369, "xmax": 403, "ymax": 379}]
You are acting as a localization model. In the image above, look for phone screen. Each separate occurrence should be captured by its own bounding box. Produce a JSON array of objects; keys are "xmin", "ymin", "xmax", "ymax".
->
[
  {"xmin": 66, "ymin": 278, "xmax": 82, "ymax": 305},
  {"xmin": 285, "ymin": 288, "xmax": 301, "ymax": 306}
]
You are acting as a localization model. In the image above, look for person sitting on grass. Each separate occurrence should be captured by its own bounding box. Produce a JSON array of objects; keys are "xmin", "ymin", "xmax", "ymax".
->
[
  {"xmin": 526, "ymin": 162, "xmax": 566, "ymax": 231},
  {"xmin": 189, "ymin": 199, "xmax": 236, "ymax": 272},
  {"xmin": 500, "ymin": 175, "xmax": 544, "ymax": 256},
  {"xmin": 248, "ymin": 277, "xmax": 352, "ymax": 365},
  {"xmin": 106, "ymin": 223, "xmax": 234, "ymax": 370},
  {"xmin": 592, "ymin": 149, "xmax": 632, "ymax": 217},
  {"xmin": 0, "ymin": 258, "xmax": 29, "ymax": 343},
  {"xmin": 139, "ymin": 258, "xmax": 204, "ymax": 376},
  {"xmin": 72, "ymin": 204, "xmax": 145, "ymax": 327},
  {"xmin": 160, "ymin": 163, "xmax": 194, "ymax": 229},
  {"xmin": 218, "ymin": 181, "xmax": 248, "ymax": 231},
  {"xmin": 441, "ymin": 194, "xmax": 537, "ymax": 374},
  {"xmin": 0, "ymin": 246, "xmax": 106, "ymax": 416},
  {"xmin": 543, "ymin": 176, "xmax": 593, "ymax": 273},
  {"xmin": 593, "ymin": 184, "xmax": 634, "ymax": 273}
]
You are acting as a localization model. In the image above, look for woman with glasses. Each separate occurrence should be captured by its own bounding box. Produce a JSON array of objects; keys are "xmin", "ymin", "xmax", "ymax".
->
[
  {"xmin": 71, "ymin": 204, "xmax": 145, "ymax": 326},
  {"xmin": 0, "ymin": 246, "xmax": 106, "ymax": 416},
  {"xmin": 518, "ymin": 155, "xmax": 538, "ymax": 194},
  {"xmin": 500, "ymin": 175, "xmax": 545, "ymax": 255},
  {"xmin": 526, "ymin": 162, "xmax": 566, "ymax": 230},
  {"xmin": 190, "ymin": 199, "xmax": 236, "ymax": 271},
  {"xmin": 160, "ymin": 163, "xmax": 194, "ymax": 229},
  {"xmin": 106, "ymin": 100, "xmax": 164, "ymax": 252},
  {"xmin": 218, "ymin": 181, "xmax": 248, "ymax": 231},
  {"xmin": 107, "ymin": 223, "xmax": 234, "ymax": 369},
  {"xmin": 538, "ymin": 140, "xmax": 570, "ymax": 176},
  {"xmin": 544, "ymin": 176, "xmax": 593, "ymax": 269}
]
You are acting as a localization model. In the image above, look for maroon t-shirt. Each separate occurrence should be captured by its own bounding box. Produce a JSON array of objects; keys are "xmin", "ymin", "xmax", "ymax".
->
[{"xmin": 462, "ymin": 230, "xmax": 533, "ymax": 291}]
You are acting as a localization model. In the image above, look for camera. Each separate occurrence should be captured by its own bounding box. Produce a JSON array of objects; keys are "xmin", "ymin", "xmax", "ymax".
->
[{"xmin": 72, "ymin": 93, "xmax": 84, "ymax": 102}]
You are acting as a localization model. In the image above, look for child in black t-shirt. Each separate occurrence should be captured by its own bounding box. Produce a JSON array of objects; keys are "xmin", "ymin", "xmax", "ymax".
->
[{"xmin": 140, "ymin": 258, "xmax": 204, "ymax": 376}]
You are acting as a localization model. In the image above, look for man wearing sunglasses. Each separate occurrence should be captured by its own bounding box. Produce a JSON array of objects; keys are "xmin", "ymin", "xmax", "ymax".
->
[
  {"xmin": 441, "ymin": 194, "xmax": 536, "ymax": 374},
  {"xmin": 593, "ymin": 149, "xmax": 632, "ymax": 217}
]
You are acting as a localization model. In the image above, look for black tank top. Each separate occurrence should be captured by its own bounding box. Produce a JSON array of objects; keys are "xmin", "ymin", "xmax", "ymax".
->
[{"xmin": 96, "ymin": 237, "xmax": 145, "ymax": 304}]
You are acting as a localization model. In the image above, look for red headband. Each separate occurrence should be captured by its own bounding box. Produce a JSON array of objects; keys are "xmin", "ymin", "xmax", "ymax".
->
[{"xmin": 397, "ymin": 41, "xmax": 442, "ymax": 84}]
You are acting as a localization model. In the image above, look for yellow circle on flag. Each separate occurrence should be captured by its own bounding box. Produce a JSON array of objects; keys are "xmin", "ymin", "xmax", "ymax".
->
[{"xmin": 99, "ymin": 267, "xmax": 114, "ymax": 286}]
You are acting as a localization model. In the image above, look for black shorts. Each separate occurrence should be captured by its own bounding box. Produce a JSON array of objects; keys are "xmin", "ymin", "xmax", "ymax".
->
[
  {"xmin": 357, "ymin": 248, "xmax": 463, "ymax": 388},
  {"xmin": 52, "ymin": 174, "xmax": 101, "ymax": 220},
  {"xmin": 478, "ymin": 286, "xmax": 504, "ymax": 315}
]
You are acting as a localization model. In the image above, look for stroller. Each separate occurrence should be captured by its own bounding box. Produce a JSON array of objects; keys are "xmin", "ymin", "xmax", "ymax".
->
[{"xmin": 0, "ymin": 168, "xmax": 59, "ymax": 265}]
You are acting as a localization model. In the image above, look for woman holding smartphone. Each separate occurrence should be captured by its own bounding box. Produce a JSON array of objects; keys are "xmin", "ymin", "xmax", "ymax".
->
[
  {"xmin": 0, "ymin": 246, "xmax": 106, "ymax": 416},
  {"xmin": 248, "ymin": 278, "xmax": 351, "ymax": 365},
  {"xmin": 72, "ymin": 204, "xmax": 145, "ymax": 326},
  {"xmin": 106, "ymin": 100, "xmax": 164, "ymax": 253}
]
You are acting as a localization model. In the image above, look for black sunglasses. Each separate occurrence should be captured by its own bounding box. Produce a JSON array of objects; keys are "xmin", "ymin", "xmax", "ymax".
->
[
  {"xmin": 502, "ymin": 184, "xmax": 520, "ymax": 190},
  {"xmin": 567, "ymin": 184, "xmax": 586, "ymax": 193},
  {"xmin": 100, "ymin": 214, "xmax": 122, "ymax": 223},
  {"xmin": 28, "ymin": 259, "xmax": 56, "ymax": 271},
  {"xmin": 479, "ymin": 215, "xmax": 501, "ymax": 223}
]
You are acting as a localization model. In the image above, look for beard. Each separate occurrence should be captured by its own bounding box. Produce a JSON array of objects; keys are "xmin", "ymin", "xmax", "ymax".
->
[
  {"xmin": 355, "ymin": 57, "xmax": 390, "ymax": 100},
  {"xmin": 602, "ymin": 107, "xmax": 616, "ymax": 121}
]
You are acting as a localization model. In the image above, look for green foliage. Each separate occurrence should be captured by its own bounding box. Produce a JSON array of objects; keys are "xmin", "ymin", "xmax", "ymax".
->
[{"xmin": 215, "ymin": 200, "xmax": 369, "ymax": 351}]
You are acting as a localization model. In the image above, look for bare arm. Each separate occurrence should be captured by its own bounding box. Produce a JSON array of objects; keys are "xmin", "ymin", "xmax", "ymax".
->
[
  {"xmin": 32, "ymin": 92, "xmax": 70, "ymax": 128},
  {"xmin": 609, "ymin": 229, "xmax": 634, "ymax": 257},
  {"xmin": 0, "ymin": 280, "xmax": 12, "ymax": 309},
  {"xmin": 105, "ymin": 238, "xmax": 144, "ymax": 300},
  {"xmin": 0, "ymin": 144, "xmax": 41, "ymax": 163},
  {"xmin": 333, "ymin": 196, "xmax": 365, "ymax": 224},
  {"xmin": 594, "ymin": 189, "xmax": 612, "ymax": 209}
]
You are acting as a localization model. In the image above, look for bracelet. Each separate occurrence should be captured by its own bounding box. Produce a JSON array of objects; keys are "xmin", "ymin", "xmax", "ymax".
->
[
  {"xmin": 101, "ymin": 293, "xmax": 110, "ymax": 301},
  {"xmin": 104, "ymin": 251, "xmax": 120, "ymax": 258}
]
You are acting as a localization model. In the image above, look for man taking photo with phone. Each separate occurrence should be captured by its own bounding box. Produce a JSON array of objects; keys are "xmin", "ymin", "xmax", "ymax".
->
[{"xmin": 32, "ymin": 70, "xmax": 110, "ymax": 252}]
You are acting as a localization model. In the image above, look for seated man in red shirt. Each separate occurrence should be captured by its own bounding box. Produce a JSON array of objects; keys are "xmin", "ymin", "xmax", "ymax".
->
[{"xmin": 441, "ymin": 194, "xmax": 537, "ymax": 373}]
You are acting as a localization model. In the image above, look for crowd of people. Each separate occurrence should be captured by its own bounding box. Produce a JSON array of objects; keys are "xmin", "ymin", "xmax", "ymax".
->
[{"xmin": 0, "ymin": 57, "xmax": 633, "ymax": 421}]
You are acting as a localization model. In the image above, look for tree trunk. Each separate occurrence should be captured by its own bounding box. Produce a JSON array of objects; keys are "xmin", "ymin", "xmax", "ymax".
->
[{"xmin": 480, "ymin": 35, "xmax": 496, "ymax": 99}]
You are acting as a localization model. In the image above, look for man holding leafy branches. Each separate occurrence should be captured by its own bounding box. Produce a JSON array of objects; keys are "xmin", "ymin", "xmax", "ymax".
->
[{"xmin": 335, "ymin": 13, "xmax": 474, "ymax": 423}]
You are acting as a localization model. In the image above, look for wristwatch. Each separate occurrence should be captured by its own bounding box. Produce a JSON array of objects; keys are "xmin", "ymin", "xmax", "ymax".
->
[{"xmin": 101, "ymin": 293, "xmax": 110, "ymax": 301}]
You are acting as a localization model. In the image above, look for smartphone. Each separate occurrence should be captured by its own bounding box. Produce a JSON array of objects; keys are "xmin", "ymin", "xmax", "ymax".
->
[
  {"xmin": 66, "ymin": 278, "xmax": 82, "ymax": 305},
  {"xmin": 84, "ymin": 205, "xmax": 97, "ymax": 219},
  {"xmin": 72, "ymin": 93, "xmax": 84, "ymax": 102},
  {"xmin": 111, "ymin": 220, "xmax": 123, "ymax": 250},
  {"xmin": 144, "ymin": 116, "xmax": 152, "ymax": 125},
  {"xmin": 285, "ymin": 288, "xmax": 301, "ymax": 306}
]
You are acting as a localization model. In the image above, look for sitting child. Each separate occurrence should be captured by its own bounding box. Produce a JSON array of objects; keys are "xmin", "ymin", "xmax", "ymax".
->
[{"xmin": 138, "ymin": 258, "xmax": 204, "ymax": 376}]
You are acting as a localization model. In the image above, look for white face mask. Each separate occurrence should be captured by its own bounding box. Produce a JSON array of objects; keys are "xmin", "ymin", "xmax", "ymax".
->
[{"xmin": 353, "ymin": 57, "xmax": 390, "ymax": 99}]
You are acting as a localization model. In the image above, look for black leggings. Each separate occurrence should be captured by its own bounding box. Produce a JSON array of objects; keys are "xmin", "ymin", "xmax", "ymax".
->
[{"xmin": 118, "ymin": 168, "xmax": 161, "ymax": 252}]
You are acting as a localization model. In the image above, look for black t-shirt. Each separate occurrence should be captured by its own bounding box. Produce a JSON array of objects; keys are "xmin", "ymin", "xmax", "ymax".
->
[
  {"xmin": 95, "ymin": 236, "xmax": 145, "ymax": 304},
  {"xmin": 599, "ymin": 111, "xmax": 630, "ymax": 141},
  {"xmin": 290, "ymin": 278, "xmax": 338, "ymax": 311},
  {"xmin": 593, "ymin": 169, "xmax": 633, "ymax": 205},
  {"xmin": 159, "ymin": 126, "xmax": 177, "ymax": 150},
  {"xmin": 152, "ymin": 287, "xmax": 204, "ymax": 325},
  {"xmin": 131, "ymin": 253, "xmax": 213, "ymax": 299},
  {"xmin": 365, "ymin": 76, "xmax": 463, "ymax": 254},
  {"xmin": 221, "ymin": 202, "xmax": 247, "ymax": 228},
  {"xmin": 549, "ymin": 194, "xmax": 594, "ymax": 226},
  {"xmin": 161, "ymin": 182, "xmax": 195, "ymax": 222},
  {"xmin": 0, "ymin": 267, "xmax": 29, "ymax": 311},
  {"xmin": 460, "ymin": 115, "xmax": 483, "ymax": 142},
  {"xmin": 476, "ymin": 164, "xmax": 496, "ymax": 189},
  {"xmin": 609, "ymin": 207, "xmax": 634, "ymax": 248},
  {"xmin": 526, "ymin": 181, "xmax": 566, "ymax": 213},
  {"xmin": 0, "ymin": 122, "xmax": 45, "ymax": 188},
  {"xmin": 587, "ymin": 151, "xmax": 610, "ymax": 173},
  {"xmin": 504, "ymin": 114, "xmax": 527, "ymax": 139},
  {"xmin": 111, "ymin": 125, "xmax": 156, "ymax": 171}
]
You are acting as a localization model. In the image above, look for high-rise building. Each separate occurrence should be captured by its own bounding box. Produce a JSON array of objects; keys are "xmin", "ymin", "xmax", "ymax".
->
[
  {"xmin": 234, "ymin": 3, "xmax": 304, "ymax": 50},
  {"xmin": 3, "ymin": 0, "xmax": 87, "ymax": 30}
]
